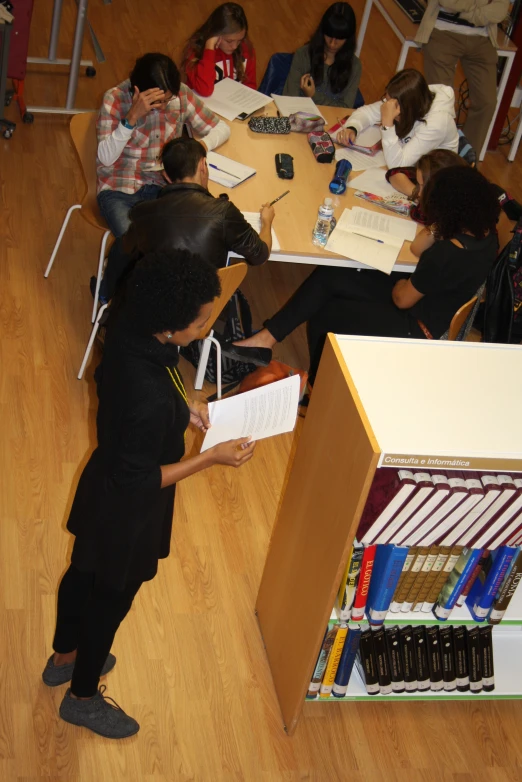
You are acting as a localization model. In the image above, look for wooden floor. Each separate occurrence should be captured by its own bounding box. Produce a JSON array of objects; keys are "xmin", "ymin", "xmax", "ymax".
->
[{"xmin": 2, "ymin": 1, "xmax": 522, "ymax": 779}]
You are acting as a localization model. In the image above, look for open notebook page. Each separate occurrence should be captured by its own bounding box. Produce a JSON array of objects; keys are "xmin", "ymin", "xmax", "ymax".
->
[
  {"xmin": 201, "ymin": 78, "xmax": 273, "ymax": 121},
  {"xmin": 207, "ymin": 151, "xmax": 256, "ymax": 189},
  {"xmin": 241, "ymin": 212, "xmax": 280, "ymax": 252},
  {"xmin": 271, "ymin": 94, "xmax": 325, "ymax": 120}
]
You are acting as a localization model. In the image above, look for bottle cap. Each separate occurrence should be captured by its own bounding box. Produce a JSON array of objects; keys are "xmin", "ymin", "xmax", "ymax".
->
[{"xmin": 324, "ymin": 197, "xmax": 333, "ymax": 206}]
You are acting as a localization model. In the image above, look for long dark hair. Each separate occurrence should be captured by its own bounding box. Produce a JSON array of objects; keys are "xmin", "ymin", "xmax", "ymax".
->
[
  {"xmin": 385, "ymin": 69, "xmax": 435, "ymax": 140},
  {"xmin": 183, "ymin": 3, "xmax": 251, "ymax": 84},
  {"xmin": 308, "ymin": 3, "xmax": 356, "ymax": 94},
  {"xmin": 421, "ymin": 166, "xmax": 499, "ymax": 241}
]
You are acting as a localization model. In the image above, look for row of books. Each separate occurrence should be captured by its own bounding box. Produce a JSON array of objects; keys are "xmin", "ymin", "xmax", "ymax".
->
[
  {"xmin": 334, "ymin": 469, "xmax": 522, "ymax": 625},
  {"xmin": 356, "ymin": 623, "xmax": 494, "ymax": 695}
]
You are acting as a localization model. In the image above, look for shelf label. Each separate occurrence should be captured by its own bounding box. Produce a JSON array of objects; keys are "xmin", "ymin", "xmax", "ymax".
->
[{"xmin": 378, "ymin": 453, "xmax": 522, "ymax": 472}]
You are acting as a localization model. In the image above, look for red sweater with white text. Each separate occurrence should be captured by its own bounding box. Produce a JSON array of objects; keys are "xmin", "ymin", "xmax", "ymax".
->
[{"xmin": 184, "ymin": 42, "xmax": 256, "ymax": 97}]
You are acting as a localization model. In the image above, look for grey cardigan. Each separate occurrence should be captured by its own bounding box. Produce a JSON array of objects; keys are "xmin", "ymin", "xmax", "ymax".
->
[{"xmin": 283, "ymin": 45, "xmax": 362, "ymax": 109}]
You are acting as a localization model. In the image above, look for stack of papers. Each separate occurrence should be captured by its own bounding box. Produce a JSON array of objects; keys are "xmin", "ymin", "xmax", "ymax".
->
[
  {"xmin": 201, "ymin": 375, "xmax": 300, "ymax": 452},
  {"xmin": 325, "ymin": 207, "xmax": 417, "ymax": 275},
  {"xmin": 207, "ymin": 151, "xmax": 256, "ymax": 188},
  {"xmin": 241, "ymin": 211, "xmax": 280, "ymax": 251},
  {"xmin": 271, "ymin": 94, "xmax": 325, "ymax": 121},
  {"xmin": 200, "ymin": 78, "xmax": 273, "ymax": 121}
]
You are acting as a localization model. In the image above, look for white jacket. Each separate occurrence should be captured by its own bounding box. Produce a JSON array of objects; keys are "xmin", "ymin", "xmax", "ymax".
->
[{"xmin": 346, "ymin": 85, "xmax": 459, "ymax": 168}]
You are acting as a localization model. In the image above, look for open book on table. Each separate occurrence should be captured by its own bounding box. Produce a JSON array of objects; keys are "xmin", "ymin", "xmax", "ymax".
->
[{"xmin": 325, "ymin": 207, "xmax": 417, "ymax": 275}]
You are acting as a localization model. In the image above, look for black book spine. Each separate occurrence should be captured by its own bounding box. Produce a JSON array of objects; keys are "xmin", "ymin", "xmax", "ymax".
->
[
  {"xmin": 439, "ymin": 625, "xmax": 457, "ymax": 691},
  {"xmin": 385, "ymin": 625, "xmax": 405, "ymax": 693},
  {"xmin": 399, "ymin": 625, "xmax": 417, "ymax": 692},
  {"xmin": 413, "ymin": 626, "xmax": 430, "ymax": 691},
  {"xmin": 373, "ymin": 626, "xmax": 392, "ymax": 695},
  {"xmin": 467, "ymin": 626, "xmax": 482, "ymax": 693},
  {"xmin": 479, "ymin": 625, "xmax": 495, "ymax": 692},
  {"xmin": 357, "ymin": 626, "xmax": 380, "ymax": 695},
  {"xmin": 426, "ymin": 625, "xmax": 444, "ymax": 692},
  {"xmin": 454, "ymin": 625, "xmax": 470, "ymax": 692}
]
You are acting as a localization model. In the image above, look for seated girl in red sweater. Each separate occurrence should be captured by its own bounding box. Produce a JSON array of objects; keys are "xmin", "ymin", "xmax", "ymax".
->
[{"xmin": 183, "ymin": 3, "xmax": 256, "ymax": 97}]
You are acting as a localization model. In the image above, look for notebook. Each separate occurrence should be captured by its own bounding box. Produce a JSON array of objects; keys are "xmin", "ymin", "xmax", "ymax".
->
[
  {"xmin": 207, "ymin": 151, "xmax": 256, "ymax": 188},
  {"xmin": 241, "ymin": 212, "xmax": 280, "ymax": 252}
]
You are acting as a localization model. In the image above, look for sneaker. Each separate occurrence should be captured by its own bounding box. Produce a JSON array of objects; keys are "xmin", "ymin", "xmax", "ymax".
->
[
  {"xmin": 59, "ymin": 685, "xmax": 140, "ymax": 739},
  {"xmin": 42, "ymin": 652, "xmax": 116, "ymax": 687}
]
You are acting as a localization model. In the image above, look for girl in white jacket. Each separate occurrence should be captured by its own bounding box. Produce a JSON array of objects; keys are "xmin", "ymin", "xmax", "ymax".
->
[{"xmin": 337, "ymin": 68, "xmax": 459, "ymax": 168}]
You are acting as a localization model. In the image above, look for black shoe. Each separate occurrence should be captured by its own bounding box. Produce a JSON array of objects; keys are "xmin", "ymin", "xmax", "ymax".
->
[
  {"xmin": 213, "ymin": 333, "xmax": 272, "ymax": 367},
  {"xmin": 59, "ymin": 685, "xmax": 139, "ymax": 739}
]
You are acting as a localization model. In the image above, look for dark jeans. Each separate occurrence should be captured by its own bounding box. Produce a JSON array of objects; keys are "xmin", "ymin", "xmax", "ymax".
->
[
  {"xmin": 264, "ymin": 266, "xmax": 418, "ymax": 383},
  {"xmin": 97, "ymin": 184, "xmax": 162, "ymax": 238},
  {"xmin": 53, "ymin": 565, "xmax": 142, "ymax": 697}
]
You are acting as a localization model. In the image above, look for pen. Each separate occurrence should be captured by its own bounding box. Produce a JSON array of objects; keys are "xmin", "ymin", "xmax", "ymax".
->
[
  {"xmin": 270, "ymin": 190, "xmax": 290, "ymax": 206},
  {"xmin": 350, "ymin": 231, "xmax": 384, "ymax": 244},
  {"xmin": 208, "ymin": 163, "xmax": 241, "ymax": 179}
]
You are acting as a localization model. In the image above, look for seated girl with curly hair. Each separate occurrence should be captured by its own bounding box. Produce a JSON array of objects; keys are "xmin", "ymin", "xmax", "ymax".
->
[{"xmin": 235, "ymin": 166, "xmax": 499, "ymax": 384}]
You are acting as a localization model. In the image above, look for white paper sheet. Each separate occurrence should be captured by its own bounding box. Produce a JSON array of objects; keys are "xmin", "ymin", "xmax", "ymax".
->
[
  {"xmin": 241, "ymin": 211, "xmax": 280, "ymax": 251},
  {"xmin": 200, "ymin": 78, "xmax": 273, "ymax": 121},
  {"xmin": 207, "ymin": 151, "xmax": 256, "ymax": 188},
  {"xmin": 348, "ymin": 168, "xmax": 399, "ymax": 198},
  {"xmin": 271, "ymin": 94, "xmax": 325, "ymax": 121},
  {"xmin": 350, "ymin": 207, "xmax": 417, "ymax": 242},
  {"xmin": 335, "ymin": 147, "xmax": 386, "ymax": 170},
  {"xmin": 201, "ymin": 375, "xmax": 300, "ymax": 452}
]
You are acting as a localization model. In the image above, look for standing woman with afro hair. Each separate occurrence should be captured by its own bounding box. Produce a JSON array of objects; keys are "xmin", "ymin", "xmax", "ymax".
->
[
  {"xmin": 283, "ymin": 2, "xmax": 361, "ymax": 108},
  {"xmin": 183, "ymin": 3, "xmax": 256, "ymax": 96},
  {"xmin": 42, "ymin": 251, "xmax": 256, "ymax": 739}
]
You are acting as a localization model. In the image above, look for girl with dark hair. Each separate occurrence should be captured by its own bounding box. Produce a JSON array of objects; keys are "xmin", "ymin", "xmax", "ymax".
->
[
  {"xmin": 235, "ymin": 166, "xmax": 499, "ymax": 383},
  {"xmin": 283, "ymin": 2, "xmax": 361, "ymax": 108},
  {"xmin": 183, "ymin": 3, "xmax": 255, "ymax": 96},
  {"xmin": 42, "ymin": 251, "xmax": 256, "ymax": 739},
  {"xmin": 337, "ymin": 68, "xmax": 458, "ymax": 167}
]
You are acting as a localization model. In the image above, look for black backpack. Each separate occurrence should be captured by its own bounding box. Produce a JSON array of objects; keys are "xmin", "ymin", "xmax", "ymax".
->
[
  {"xmin": 180, "ymin": 290, "xmax": 256, "ymax": 384},
  {"xmin": 483, "ymin": 218, "xmax": 522, "ymax": 344}
]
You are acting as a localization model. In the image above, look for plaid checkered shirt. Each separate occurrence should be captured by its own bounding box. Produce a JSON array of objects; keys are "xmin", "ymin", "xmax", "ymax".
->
[{"xmin": 96, "ymin": 80, "xmax": 221, "ymax": 194}]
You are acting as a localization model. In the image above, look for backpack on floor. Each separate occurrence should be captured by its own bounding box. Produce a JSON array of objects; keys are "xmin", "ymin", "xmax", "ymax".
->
[
  {"xmin": 180, "ymin": 290, "xmax": 257, "ymax": 384},
  {"xmin": 483, "ymin": 217, "xmax": 522, "ymax": 343}
]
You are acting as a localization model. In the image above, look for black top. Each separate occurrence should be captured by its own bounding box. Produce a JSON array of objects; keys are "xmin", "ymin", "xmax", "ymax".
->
[
  {"xmin": 123, "ymin": 182, "xmax": 269, "ymax": 269},
  {"xmin": 67, "ymin": 311, "xmax": 190, "ymax": 590},
  {"xmin": 409, "ymin": 232, "xmax": 498, "ymax": 338}
]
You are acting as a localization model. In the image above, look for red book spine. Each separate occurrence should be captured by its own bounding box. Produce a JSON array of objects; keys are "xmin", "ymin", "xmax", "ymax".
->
[
  {"xmin": 456, "ymin": 549, "xmax": 490, "ymax": 606},
  {"xmin": 351, "ymin": 544, "xmax": 377, "ymax": 621}
]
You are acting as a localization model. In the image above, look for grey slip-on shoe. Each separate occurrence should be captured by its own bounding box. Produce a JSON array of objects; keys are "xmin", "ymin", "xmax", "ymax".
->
[
  {"xmin": 42, "ymin": 652, "xmax": 116, "ymax": 687},
  {"xmin": 59, "ymin": 685, "xmax": 139, "ymax": 739}
]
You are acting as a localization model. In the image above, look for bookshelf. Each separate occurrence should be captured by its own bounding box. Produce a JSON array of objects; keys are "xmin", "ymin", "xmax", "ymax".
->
[{"xmin": 256, "ymin": 336, "xmax": 522, "ymax": 733}]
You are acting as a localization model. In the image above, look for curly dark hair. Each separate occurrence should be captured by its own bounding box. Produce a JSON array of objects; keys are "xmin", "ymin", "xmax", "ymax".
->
[
  {"xmin": 125, "ymin": 251, "xmax": 221, "ymax": 335},
  {"xmin": 309, "ymin": 3, "xmax": 357, "ymax": 95},
  {"xmin": 421, "ymin": 166, "xmax": 500, "ymax": 240}
]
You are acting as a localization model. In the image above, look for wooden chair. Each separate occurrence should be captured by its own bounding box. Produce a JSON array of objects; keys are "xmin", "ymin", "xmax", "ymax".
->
[
  {"xmin": 194, "ymin": 261, "xmax": 248, "ymax": 399},
  {"xmin": 44, "ymin": 111, "xmax": 112, "ymax": 324},
  {"xmin": 443, "ymin": 284, "xmax": 485, "ymax": 342}
]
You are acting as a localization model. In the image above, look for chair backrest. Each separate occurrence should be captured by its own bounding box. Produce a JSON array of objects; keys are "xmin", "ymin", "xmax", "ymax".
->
[
  {"xmin": 259, "ymin": 53, "xmax": 293, "ymax": 96},
  {"xmin": 442, "ymin": 284, "xmax": 484, "ymax": 341},
  {"xmin": 196, "ymin": 262, "xmax": 248, "ymax": 340},
  {"xmin": 69, "ymin": 111, "xmax": 106, "ymax": 230}
]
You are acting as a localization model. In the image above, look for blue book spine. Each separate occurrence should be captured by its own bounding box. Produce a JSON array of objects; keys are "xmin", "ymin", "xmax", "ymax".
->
[
  {"xmin": 367, "ymin": 545, "xmax": 410, "ymax": 625},
  {"xmin": 433, "ymin": 548, "xmax": 484, "ymax": 621},
  {"xmin": 365, "ymin": 545, "xmax": 392, "ymax": 619},
  {"xmin": 467, "ymin": 546, "xmax": 518, "ymax": 621},
  {"xmin": 332, "ymin": 627, "xmax": 362, "ymax": 698}
]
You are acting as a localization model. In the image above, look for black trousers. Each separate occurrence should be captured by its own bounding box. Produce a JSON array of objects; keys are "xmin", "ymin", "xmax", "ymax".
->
[
  {"xmin": 53, "ymin": 564, "xmax": 142, "ymax": 697},
  {"xmin": 101, "ymin": 237, "xmax": 136, "ymax": 302},
  {"xmin": 264, "ymin": 266, "xmax": 419, "ymax": 383}
]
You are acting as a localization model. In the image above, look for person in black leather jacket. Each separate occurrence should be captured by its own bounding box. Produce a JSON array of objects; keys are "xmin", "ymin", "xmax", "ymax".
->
[{"xmin": 101, "ymin": 137, "xmax": 274, "ymax": 301}]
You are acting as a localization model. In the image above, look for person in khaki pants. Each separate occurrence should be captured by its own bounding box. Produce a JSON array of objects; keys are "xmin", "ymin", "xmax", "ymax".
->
[{"xmin": 416, "ymin": 0, "xmax": 510, "ymax": 155}]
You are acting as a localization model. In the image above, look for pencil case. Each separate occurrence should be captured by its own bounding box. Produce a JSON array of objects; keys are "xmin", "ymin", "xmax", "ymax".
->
[
  {"xmin": 248, "ymin": 116, "xmax": 291, "ymax": 134},
  {"xmin": 307, "ymin": 132, "xmax": 335, "ymax": 163},
  {"xmin": 289, "ymin": 112, "xmax": 325, "ymax": 133}
]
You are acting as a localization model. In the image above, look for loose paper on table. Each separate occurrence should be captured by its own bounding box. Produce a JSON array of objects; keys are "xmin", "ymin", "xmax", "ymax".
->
[
  {"xmin": 325, "ymin": 207, "xmax": 416, "ymax": 274},
  {"xmin": 207, "ymin": 151, "xmax": 256, "ymax": 188},
  {"xmin": 200, "ymin": 77, "xmax": 273, "ymax": 121},
  {"xmin": 271, "ymin": 94, "xmax": 325, "ymax": 121},
  {"xmin": 201, "ymin": 375, "xmax": 300, "ymax": 452},
  {"xmin": 241, "ymin": 212, "xmax": 280, "ymax": 251},
  {"xmin": 348, "ymin": 168, "xmax": 401, "ymax": 198}
]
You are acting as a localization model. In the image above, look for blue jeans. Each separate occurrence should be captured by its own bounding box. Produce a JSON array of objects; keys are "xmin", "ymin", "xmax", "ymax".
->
[{"xmin": 97, "ymin": 184, "xmax": 163, "ymax": 238}]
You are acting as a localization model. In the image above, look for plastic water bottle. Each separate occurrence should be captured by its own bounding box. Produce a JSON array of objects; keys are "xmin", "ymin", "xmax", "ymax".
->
[
  {"xmin": 329, "ymin": 159, "xmax": 352, "ymax": 195},
  {"xmin": 312, "ymin": 197, "xmax": 336, "ymax": 248}
]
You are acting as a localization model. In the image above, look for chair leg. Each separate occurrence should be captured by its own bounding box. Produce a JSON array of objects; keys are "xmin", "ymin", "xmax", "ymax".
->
[
  {"xmin": 91, "ymin": 230, "xmax": 111, "ymax": 323},
  {"xmin": 194, "ymin": 330, "xmax": 214, "ymax": 390},
  {"xmin": 207, "ymin": 335, "xmax": 222, "ymax": 400},
  {"xmin": 78, "ymin": 302, "xmax": 108, "ymax": 380},
  {"xmin": 44, "ymin": 204, "xmax": 82, "ymax": 278}
]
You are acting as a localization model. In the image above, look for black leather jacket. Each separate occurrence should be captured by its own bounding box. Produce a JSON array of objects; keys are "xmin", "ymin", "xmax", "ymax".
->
[{"xmin": 123, "ymin": 182, "xmax": 269, "ymax": 268}]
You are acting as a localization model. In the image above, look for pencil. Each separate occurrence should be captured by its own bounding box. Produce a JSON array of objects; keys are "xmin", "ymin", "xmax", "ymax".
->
[{"xmin": 270, "ymin": 190, "xmax": 290, "ymax": 206}]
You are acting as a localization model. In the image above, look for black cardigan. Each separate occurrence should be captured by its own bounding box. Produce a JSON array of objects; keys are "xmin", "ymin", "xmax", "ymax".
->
[{"xmin": 67, "ymin": 313, "xmax": 190, "ymax": 590}]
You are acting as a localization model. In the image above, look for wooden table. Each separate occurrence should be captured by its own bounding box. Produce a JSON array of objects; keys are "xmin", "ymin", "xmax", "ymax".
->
[
  {"xmin": 207, "ymin": 105, "xmax": 419, "ymax": 273},
  {"xmin": 355, "ymin": 0, "xmax": 517, "ymax": 161}
]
